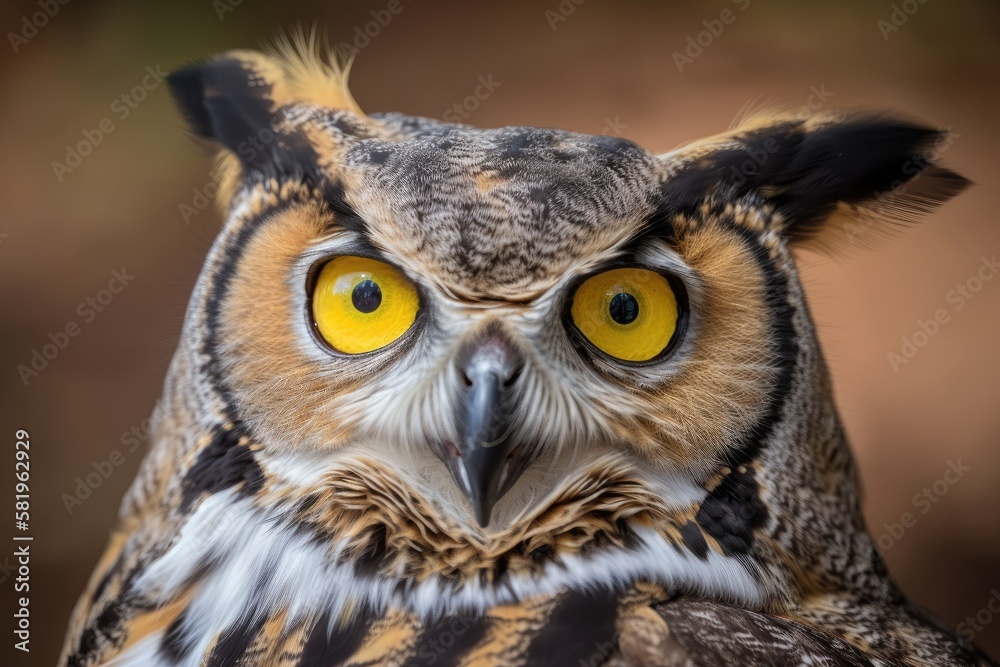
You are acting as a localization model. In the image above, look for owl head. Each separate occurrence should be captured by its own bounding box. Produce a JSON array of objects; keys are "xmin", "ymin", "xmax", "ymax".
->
[{"xmin": 165, "ymin": 38, "xmax": 967, "ymax": 531}]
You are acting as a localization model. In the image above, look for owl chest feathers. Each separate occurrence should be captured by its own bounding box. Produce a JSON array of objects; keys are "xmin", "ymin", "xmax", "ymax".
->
[
  {"xmin": 86, "ymin": 442, "xmax": 774, "ymax": 666},
  {"xmin": 138, "ymin": 440, "xmax": 772, "ymax": 619}
]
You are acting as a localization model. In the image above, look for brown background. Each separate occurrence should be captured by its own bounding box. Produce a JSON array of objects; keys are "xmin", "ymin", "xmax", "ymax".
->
[{"xmin": 1, "ymin": 0, "xmax": 998, "ymax": 664}]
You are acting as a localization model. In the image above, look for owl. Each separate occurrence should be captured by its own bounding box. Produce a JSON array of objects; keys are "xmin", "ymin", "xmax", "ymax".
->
[{"xmin": 60, "ymin": 36, "xmax": 995, "ymax": 667}]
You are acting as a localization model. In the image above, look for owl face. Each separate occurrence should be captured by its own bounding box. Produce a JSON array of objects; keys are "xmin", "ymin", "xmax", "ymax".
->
[
  {"xmin": 171, "ymin": 46, "xmax": 966, "ymax": 528},
  {"xmin": 205, "ymin": 119, "xmax": 787, "ymax": 528}
]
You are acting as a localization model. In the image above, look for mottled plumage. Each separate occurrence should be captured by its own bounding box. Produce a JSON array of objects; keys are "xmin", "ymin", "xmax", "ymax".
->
[{"xmin": 61, "ymin": 35, "xmax": 993, "ymax": 667}]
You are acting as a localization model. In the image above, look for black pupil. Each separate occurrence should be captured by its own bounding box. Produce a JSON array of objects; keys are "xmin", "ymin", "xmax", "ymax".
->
[
  {"xmin": 609, "ymin": 292, "xmax": 639, "ymax": 325},
  {"xmin": 351, "ymin": 279, "xmax": 382, "ymax": 313}
]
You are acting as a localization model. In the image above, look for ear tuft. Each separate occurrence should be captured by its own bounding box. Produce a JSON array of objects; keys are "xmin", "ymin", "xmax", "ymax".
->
[
  {"xmin": 803, "ymin": 163, "xmax": 970, "ymax": 253},
  {"xmin": 167, "ymin": 54, "xmax": 277, "ymax": 166},
  {"xmin": 658, "ymin": 111, "xmax": 971, "ymax": 249},
  {"xmin": 771, "ymin": 118, "xmax": 970, "ymax": 244},
  {"xmin": 166, "ymin": 27, "xmax": 362, "ymax": 165},
  {"xmin": 264, "ymin": 26, "xmax": 362, "ymax": 115},
  {"xmin": 165, "ymin": 66, "xmax": 214, "ymax": 140}
]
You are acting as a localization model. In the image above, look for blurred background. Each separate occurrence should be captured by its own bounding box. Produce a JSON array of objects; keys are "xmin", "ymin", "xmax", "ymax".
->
[{"xmin": 0, "ymin": 0, "xmax": 997, "ymax": 664}]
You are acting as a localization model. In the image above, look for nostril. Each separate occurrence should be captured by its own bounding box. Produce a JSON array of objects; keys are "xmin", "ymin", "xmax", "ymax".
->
[{"xmin": 459, "ymin": 369, "xmax": 473, "ymax": 387}]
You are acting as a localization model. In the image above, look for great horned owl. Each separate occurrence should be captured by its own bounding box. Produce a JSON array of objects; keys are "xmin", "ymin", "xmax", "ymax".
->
[{"xmin": 61, "ymin": 38, "xmax": 994, "ymax": 667}]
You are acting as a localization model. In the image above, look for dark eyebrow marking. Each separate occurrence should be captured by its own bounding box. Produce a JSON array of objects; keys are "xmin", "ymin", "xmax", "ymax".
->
[
  {"xmin": 321, "ymin": 236, "xmax": 390, "ymax": 263},
  {"xmin": 322, "ymin": 180, "xmax": 368, "ymax": 234},
  {"xmin": 618, "ymin": 198, "xmax": 681, "ymax": 254}
]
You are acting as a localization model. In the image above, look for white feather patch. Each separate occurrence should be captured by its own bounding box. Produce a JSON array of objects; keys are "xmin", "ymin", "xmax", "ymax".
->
[{"xmin": 134, "ymin": 489, "xmax": 765, "ymax": 664}]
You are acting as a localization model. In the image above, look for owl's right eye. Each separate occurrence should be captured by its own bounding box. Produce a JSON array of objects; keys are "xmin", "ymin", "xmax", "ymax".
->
[
  {"xmin": 568, "ymin": 267, "xmax": 682, "ymax": 363},
  {"xmin": 311, "ymin": 256, "xmax": 419, "ymax": 354}
]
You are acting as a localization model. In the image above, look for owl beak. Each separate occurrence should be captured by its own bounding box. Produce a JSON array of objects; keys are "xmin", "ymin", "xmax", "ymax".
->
[{"xmin": 441, "ymin": 331, "xmax": 526, "ymax": 528}]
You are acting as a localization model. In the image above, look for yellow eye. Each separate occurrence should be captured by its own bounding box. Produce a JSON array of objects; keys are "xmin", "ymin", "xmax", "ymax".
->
[
  {"xmin": 311, "ymin": 256, "xmax": 419, "ymax": 354},
  {"xmin": 569, "ymin": 268, "xmax": 680, "ymax": 362}
]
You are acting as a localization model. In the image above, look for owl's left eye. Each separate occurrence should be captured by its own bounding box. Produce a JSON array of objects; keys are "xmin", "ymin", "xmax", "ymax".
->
[
  {"xmin": 311, "ymin": 256, "xmax": 419, "ymax": 354},
  {"xmin": 568, "ymin": 267, "xmax": 682, "ymax": 362}
]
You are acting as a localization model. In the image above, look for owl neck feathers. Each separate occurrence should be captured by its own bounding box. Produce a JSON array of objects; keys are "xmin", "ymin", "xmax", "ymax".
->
[{"xmin": 266, "ymin": 456, "xmax": 695, "ymax": 584}]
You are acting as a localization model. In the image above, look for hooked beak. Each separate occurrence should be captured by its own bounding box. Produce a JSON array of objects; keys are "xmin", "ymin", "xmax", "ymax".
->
[{"xmin": 436, "ymin": 329, "xmax": 528, "ymax": 527}]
